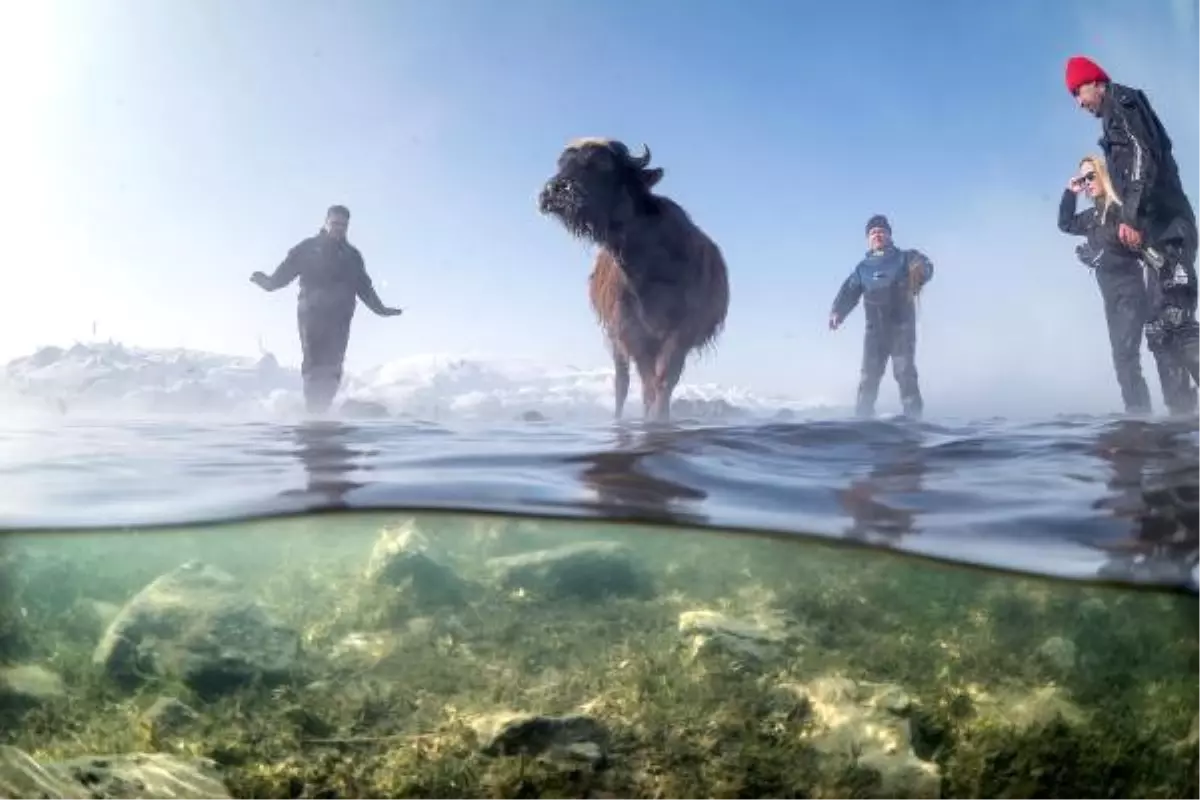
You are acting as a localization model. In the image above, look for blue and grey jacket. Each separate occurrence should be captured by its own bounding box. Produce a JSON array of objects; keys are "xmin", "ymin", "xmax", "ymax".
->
[{"xmin": 831, "ymin": 245, "xmax": 934, "ymax": 326}]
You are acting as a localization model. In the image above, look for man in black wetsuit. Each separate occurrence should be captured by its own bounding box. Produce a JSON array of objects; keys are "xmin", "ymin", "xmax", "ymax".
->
[
  {"xmin": 250, "ymin": 205, "xmax": 403, "ymax": 414},
  {"xmin": 829, "ymin": 214, "xmax": 934, "ymax": 420},
  {"xmin": 1066, "ymin": 56, "xmax": 1199, "ymax": 415}
]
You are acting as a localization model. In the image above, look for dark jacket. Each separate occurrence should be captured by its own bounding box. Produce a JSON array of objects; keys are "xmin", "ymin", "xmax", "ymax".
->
[
  {"xmin": 259, "ymin": 231, "xmax": 388, "ymax": 316},
  {"xmin": 1099, "ymin": 83, "xmax": 1197, "ymax": 242},
  {"xmin": 831, "ymin": 245, "xmax": 934, "ymax": 326},
  {"xmin": 1057, "ymin": 189, "xmax": 1144, "ymax": 272}
]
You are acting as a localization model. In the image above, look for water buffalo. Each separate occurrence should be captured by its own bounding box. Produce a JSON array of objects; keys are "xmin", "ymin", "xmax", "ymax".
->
[{"xmin": 537, "ymin": 138, "xmax": 730, "ymax": 421}]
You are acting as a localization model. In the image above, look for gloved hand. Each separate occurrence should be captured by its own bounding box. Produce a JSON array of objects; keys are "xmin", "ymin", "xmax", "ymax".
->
[{"xmin": 1074, "ymin": 243, "xmax": 1103, "ymax": 268}]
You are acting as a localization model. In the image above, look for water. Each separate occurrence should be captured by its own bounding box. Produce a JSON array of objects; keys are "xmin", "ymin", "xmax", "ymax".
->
[
  {"xmin": 0, "ymin": 414, "xmax": 1196, "ymax": 591},
  {"xmin": 0, "ymin": 413, "xmax": 1197, "ymax": 797}
]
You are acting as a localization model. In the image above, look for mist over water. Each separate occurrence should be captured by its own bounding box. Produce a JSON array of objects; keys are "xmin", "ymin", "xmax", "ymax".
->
[{"xmin": 0, "ymin": 341, "xmax": 1195, "ymax": 595}]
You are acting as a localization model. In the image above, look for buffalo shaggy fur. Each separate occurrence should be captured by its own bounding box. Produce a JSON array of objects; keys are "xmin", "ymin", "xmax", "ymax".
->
[{"xmin": 537, "ymin": 137, "xmax": 730, "ymax": 421}]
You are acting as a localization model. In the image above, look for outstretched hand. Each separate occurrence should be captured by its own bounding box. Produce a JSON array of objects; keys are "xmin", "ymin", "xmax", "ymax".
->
[
  {"xmin": 378, "ymin": 306, "xmax": 404, "ymax": 317},
  {"xmin": 249, "ymin": 271, "xmax": 270, "ymax": 289},
  {"xmin": 828, "ymin": 313, "xmax": 841, "ymax": 331}
]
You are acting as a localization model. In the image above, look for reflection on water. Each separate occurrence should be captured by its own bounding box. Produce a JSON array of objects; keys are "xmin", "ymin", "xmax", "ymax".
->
[
  {"xmin": 837, "ymin": 427, "xmax": 929, "ymax": 545},
  {"xmin": 279, "ymin": 421, "xmax": 375, "ymax": 507},
  {"xmin": 1090, "ymin": 420, "xmax": 1199, "ymax": 588},
  {"xmin": 0, "ymin": 512, "xmax": 1196, "ymax": 798}
]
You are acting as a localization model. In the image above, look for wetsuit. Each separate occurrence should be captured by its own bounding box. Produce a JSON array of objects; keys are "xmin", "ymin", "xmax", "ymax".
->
[
  {"xmin": 256, "ymin": 231, "xmax": 390, "ymax": 413},
  {"xmin": 1058, "ymin": 190, "xmax": 1153, "ymax": 413},
  {"xmin": 831, "ymin": 245, "xmax": 934, "ymax": 419},
  {"xmin": 1099, "ymin": 82, "xmax": 1199, "ymax": 414}
]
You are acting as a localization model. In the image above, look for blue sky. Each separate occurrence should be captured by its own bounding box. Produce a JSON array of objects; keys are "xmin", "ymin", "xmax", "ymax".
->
[{"xmin": 2, "ymin": 0, "xmax": 1197, "ymax": 415}]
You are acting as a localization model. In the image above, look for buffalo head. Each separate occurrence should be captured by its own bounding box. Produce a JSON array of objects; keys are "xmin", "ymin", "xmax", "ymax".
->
[{"xmin": 537, "ymin": 137, "xmax": 665, "ymax": 243}]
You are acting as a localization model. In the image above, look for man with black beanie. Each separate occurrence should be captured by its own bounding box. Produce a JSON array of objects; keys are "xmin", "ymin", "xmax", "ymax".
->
[
  {"xmin": 1066, "ymin": 55, "xmax": 1198, "ymax": 415},
  {"xmin": 829, "ymin": 214, "xmax": 934, "ymax": 419}
]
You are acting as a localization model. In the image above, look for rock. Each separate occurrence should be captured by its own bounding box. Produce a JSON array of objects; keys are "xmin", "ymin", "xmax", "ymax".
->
[
  {"xmin": 518, "ymin": 410, "xmax": 548, "ymax": 423},
  {"xmin": 470, "ymin": 711, "xmax": 608, "ymax": 765},
  {"xmin": 328, "ymin": 632, "xmax": 399, "ymax": 668},
  {"xmin": 364, "ymin": 522, "xmax": 468, "ymax": 610},
  {"xmin": 340, "ymin": 398, "xmax": 390, "ymax": 419},
  {"xmin": 486, "ymin": 541, "xmax": 653, "ymax": 601},
  {"xmin": 779, "ymin": 675, "xmax": 941, "ymax": 799},
  {"xmin": 142, "ymin": 697, "xmax": 199, "ymax": 737},
  {"xmin": 1034, "ymin": 636, "xmax": 1077, "ymax": 674},
  {"xmin": 0, "ymin": 745, "xmax": 231, "ymax": 798},
  {"xmin": 670, "ymin": 397, "xmax": 742, "ymax": 420},
  {"xmin": 968, "ymin": 684, "xmax": 1086, "ymax": 732},
  {"xmin": 0, "ymin": 664, "xmax": 66, "ymax": 712},
  {"xmin": 677, "ymin": 609, "xmax": 793, "ymax": 664},
  {"xmin": 92, "ymin": 561, "xmax": 301, "ymax": 697}
]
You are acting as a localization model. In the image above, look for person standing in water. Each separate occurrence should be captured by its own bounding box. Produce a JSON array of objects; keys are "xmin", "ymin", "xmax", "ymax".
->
[
  {"xmin": 1058, "ymin": 155, "xmax": 1153, "ymax": 414},
  {"xmin": 829, "ymin": 214, "xmax": 934, "ymax": 419},
  {"xmin": 250, "ymin": 205, "xmax": 403, "ymax": 414},
  {"xmin": 1066, "ymin": 56, "xmax": 1199, "ymax": 415}
]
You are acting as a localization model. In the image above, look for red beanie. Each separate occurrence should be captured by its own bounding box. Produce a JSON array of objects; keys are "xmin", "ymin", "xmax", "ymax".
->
[{"xmin": 1065, "ymin": 56, "xmax": 1110, "ymax": 94}]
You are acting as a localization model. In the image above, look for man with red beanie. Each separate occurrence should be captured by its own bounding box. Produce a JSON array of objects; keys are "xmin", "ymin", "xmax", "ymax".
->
[{"xmin": 1066, "ymin": 55, "xmax": 1198, "ymax": 416}]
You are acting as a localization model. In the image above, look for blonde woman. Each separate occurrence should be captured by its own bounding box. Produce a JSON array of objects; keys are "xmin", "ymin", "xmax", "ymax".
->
[{"xmin": 1058, "ymin": 155, "xmax": 1152, "ymax": 414}]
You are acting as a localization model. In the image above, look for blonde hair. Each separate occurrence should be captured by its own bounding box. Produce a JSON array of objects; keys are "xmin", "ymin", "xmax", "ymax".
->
[{"xmin": 1079, "ymin": 155, "xmax": 1122, "ymax": 224}]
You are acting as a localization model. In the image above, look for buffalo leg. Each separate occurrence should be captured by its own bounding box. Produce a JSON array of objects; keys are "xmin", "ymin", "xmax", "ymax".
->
[
  {"xmin": 649, "ymin": 334, "xmax": 688, "ymax": 422},
  {"xmin": 613, "ymin": 349, "xmax": 631, "ymax": 420}
]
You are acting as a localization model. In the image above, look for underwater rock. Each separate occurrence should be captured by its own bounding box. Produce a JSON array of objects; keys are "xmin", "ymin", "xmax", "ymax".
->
[
  {"xmin": 364, "ymin": 522, "xmax": 469, "ymax": 610},
  {"xmin": 0, "ymin": 664, "xmax": 66, "ymax": 712},
  {"xmin": 0, "ymin": 746, "xmax": 231, "ymax": 799},
  {"xmin": 340, "ymin": 398, "xmax": 390, "ymax": 419},
  {"xmin": 963, "ymin": 684, "xmax": 1086, "ymax": 733},
  {"xmin": 470, "ymin": 711, "xmax": 609, "ymax": 766},
  {"xmin": 486, "ymin": 540, "xmax": 653, "ymax": 601},
  {"xmin": 677, "ymin": 609, "xmax": 794, "ymax": 664},
  {"xmin": 92, "ymin": 560, "xmax": 301, "ymax": 697},
  {"xmin": 777, "ymin": 675, "xmax": 941, "ymax": 798},
  {"xmin": 1034, "ymin": 635, "xmax": 1077, "ymax": 674},
  {"xmin": 671, "ymin": 397, "xmax": 742, "ymax": 420},
  {"xmin": 142, "ymin": 696, "xmax": 200, "ymax": 737}
]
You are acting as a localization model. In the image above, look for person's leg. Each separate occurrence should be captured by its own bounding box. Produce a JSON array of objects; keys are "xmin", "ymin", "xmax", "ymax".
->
[
  {"xmin": 1097, "ymin": 270, "xmax": 1152, "ymax": 414},
  {"xmin": 299, "ymin": 307, "xmax": 354, "ymax": 414},
  {"xmin": 889, "ymin": 321, "xmax": 924, "ymax": 420},
  {"xmin": 1146, "ymin": 240, "xmax": 1199, "ymax": 415},
  {"xmin": 855, "ymin": 325, "xmax": 890, "ymax": 418}
]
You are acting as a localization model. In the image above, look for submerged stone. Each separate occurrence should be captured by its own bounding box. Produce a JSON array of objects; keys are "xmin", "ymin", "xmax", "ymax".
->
[
  {"xmin": 92, "ymin": 561, "xmax": 300, "ymax": 697},
  {"xmin": 364, "ymin": 522, "xmax": 469, "ymax": 610},
  {"xmin": 470, "ymin": 711, "xmax": 609, "ymax": 765},
  {"xmin": 0, "ymin": 746, "xmax": 231, "ymax": 799},
  {"xmin": 0, "ymin": 664, "xmax": 66, "ymax": 712},
  {"xmin": 486, "ymin": 540, "xmax": 653, "ymax": 601}
]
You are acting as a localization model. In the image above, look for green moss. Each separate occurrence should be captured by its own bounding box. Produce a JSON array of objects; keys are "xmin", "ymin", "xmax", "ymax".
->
[{"xmin": 0, "ymin": 514, "xmax": 1195, "ymax": 798}]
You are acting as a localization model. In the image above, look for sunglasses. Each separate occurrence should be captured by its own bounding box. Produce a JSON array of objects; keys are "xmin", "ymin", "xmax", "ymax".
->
[{"xmin": 1073, "ymin": 172, "xmax": 1097, "ymax": 186}]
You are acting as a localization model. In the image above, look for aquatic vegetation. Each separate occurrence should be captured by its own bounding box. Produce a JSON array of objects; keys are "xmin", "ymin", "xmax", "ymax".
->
[{"xmin": 0, "ymin": 514, "xmax": 1195, "ymax": 798}]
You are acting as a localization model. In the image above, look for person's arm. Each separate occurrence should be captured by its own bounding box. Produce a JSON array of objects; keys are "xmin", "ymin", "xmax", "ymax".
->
[
  {"xmin": 1107, "ymin": 86, "xmax": 1162, "ymax": 229},
  {"xmin": 1057, "ymin": 188, "xmax": 1096, "ymax": 236},
  {"xmin": 252, "ymin": 242, "xmax": 304, "ymax": 291},
  {"xmin": 829, "ymin": 264, "xmax": 863, "ymax": 329},
  {"xmin": 351, "ymin": 250, "xmax": 402, "ymax": 317}
]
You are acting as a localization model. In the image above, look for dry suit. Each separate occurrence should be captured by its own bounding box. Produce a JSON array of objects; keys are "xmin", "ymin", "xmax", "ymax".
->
[
  {"xmin": 1058, "ymin": 189, "xmax": 1153, "ymax": 413},
  {"xmin": 831, "ymin": 246, "xmax": 934, "ymax": 419},
  {"xmin": 1099, "ymin": 82, "xmax": 1199, "ymax": 415},
  {"xmin": 257, "ymin": 231, "xmax": 391, "ymax": 413}
]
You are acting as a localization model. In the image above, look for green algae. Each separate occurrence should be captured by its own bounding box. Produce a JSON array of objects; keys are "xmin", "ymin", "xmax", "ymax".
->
[{"xmin": 0, "ymin": 513, "xmax": 1195, "ymax": 799}]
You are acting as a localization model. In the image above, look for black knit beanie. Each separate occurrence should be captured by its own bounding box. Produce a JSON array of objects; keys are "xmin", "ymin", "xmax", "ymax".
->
[{"xmin": 866, "ymin": 214, "xmax": 891, "ymax": 235}]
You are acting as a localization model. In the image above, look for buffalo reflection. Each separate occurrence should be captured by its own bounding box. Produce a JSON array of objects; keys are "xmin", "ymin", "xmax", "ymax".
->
[
  {"xmin": 279, "ymin": 420, "xmax": 375, "ymax": 507},
  {"xmin": 568, "ymin": 426, "xmax": 709, "ymax": 526},
  {"xmin": 1090, "ymin": 418, "xmax": 1199, "ymax": 588}
]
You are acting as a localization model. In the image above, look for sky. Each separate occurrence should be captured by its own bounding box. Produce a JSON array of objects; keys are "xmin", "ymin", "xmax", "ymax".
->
[{"xmin": 1, "ymin": 0, "xmax": 1197, "ymax": 416}]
